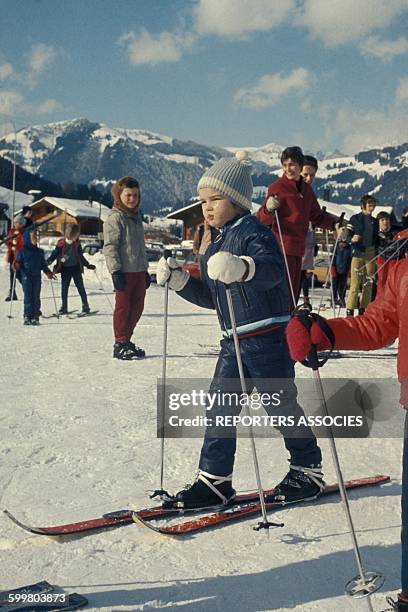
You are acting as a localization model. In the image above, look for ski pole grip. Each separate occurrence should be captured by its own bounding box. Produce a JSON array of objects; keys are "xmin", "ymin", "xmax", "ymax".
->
[{"xmin": 293, "ymin": 308, "xmax": 335, "ymax": 370}]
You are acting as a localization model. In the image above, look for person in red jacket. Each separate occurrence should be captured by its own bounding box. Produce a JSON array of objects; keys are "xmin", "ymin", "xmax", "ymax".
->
[
  {"xmin": 5, "ymin": 215, "xmax": 25, "ymax": 301},
  {"xmin": 285, "ymin": 258, "xmax": 408, "ymax": 611},
  {"xmin": 257, "ymin": 146, "xmax": 338, "ymax": 309}
]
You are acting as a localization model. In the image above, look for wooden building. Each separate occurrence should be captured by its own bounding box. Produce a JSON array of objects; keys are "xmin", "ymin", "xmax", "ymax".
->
[{"xmin": 17, "ymin": 197, "xmax": 111, "ymax": 238}]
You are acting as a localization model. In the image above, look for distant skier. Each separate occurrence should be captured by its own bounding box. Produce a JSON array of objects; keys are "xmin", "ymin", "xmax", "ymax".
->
[
  {"xmin": 21, "ymin": 206, "xmax": 34, "ymax": 229},
  {"xmin": 47, "ymin": 224, "xmax": 95, "ymax": 315},
  {"xmin": 14, "ymin": 229, "xmax": 56, "ymax": 325},
  {"xmin": 4, "ymin": 215, "xmax": 25, "ymax": 302},
  {"xmin": 299, "ymin": 155, "xmax": 320, "ymax": 307},
  {"xmin": 103, "ymin": 176, "xmax": 150, "ymax": 360},
  {"xmin": 286, "ymin": 259, "xmax": 408, "ymax": 611},
  {"xmin": 257, "ymin": 146, "xmax": 338, "ymax": 308},
  {"xmin": 376, "ymin": 211, "xmax": 402, "ymax": 298},
  {"xmin": 156, "ymin": 152, "xmax": 324, "ymax": 509}
]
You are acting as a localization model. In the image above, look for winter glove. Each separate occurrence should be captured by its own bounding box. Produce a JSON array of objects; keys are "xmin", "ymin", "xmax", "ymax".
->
[
  {"xmin": 156, "ymin": 257, "xmax": 189, "ymax": 291},
  {"xmin": 265, "ymin": 195, "xmax": 281, "ymax": 212},
  {"xmin": 46, "ymin": 270, "xmax": 57, "ymax": 280},
  {"xmin": 285, "ymin": 316, "xmax": 333, "ymax": 362},
  {"xmin": 112, "ymin": 271, "xmax": 126, "ymax": 292},
  {"xmin": 145, "ymin": 271, "xmax": 152, "ymax": 289},
  {"xmin": 207, "ymin": 252, "xmax": 255, "ymax": 284},
  {"xmin": 87, "ymin": 264, "xmax": 96, "ymax": 271}
]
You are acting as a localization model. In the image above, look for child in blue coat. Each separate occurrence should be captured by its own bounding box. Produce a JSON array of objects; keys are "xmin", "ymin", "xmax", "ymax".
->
[
  {"xmin": 157, "ymin": 152, "xmax": 324, "ymax": 509},
  {"xmin": 15, "ymin": 229, "xmax": 55, "ymax": 325}
]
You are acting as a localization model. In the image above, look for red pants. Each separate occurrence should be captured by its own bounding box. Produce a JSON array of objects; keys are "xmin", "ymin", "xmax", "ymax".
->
[
  {"xmin": 285, "ymin": 255, "xmax": 302, "ymax": 310},
  {"xmin": 376, "ymin": 257, "xmax": 398, "ymax": 299},
  {"xmin": 113, "ymin": 272, "xmax": 146, "ymax": 343}
]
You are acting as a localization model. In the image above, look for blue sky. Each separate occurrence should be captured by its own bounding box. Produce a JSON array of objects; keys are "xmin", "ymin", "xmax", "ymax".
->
[{"xmin": 0, "ymin": 0, "xmax": 407, "ymax": 153}]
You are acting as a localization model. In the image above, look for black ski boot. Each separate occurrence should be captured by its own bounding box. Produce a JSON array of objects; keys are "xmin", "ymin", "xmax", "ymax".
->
[
  {"xmin": 165, "ymin": 470, "xmax": 236, "ymax": 510},
  {"xmin": 358, "ymin": 307, "xmax": 365, "ymax": 315},
  {"xmin": 271, "ymin": 464, "xmax": 325, "ymax": 503},
  {"xmin": 59, "ymin": 306, "xmax": 68, "ymax": 315},
  {"xmin": 346, "ymin": 309, "xmax": 354, "ymax": 317},
  {"xmin": 31, "ymin": 319, "xmax": 40, "ymax": 326},
  {"xmin": 82, "ymin": 304, "xmax": 90, "ymax": 314},
  {"xmin": 5, "ymin": 293, "xmax": 17, "ymax": 302},
  {"xmin": 384, "ymin": 593, "xmax": 408, "ymax": 610},
  {"xmin": 24, "ymin": 317, "xmax": 31, "ymax": 325},
  {"xmin": 113, "ymin": 341, "xmax": 144, "ymax": 360},
  {"xmin": 127, "ymin": 341, "xmax": 145, "ymax": 359}
]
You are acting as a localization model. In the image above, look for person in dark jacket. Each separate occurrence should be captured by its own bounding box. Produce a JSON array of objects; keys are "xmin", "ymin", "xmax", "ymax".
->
[
  {"xmin": 332, "ymin": 226, "xmax": 351, "ymax": 307},
  {"xmin": 5, "ymin": 215, "xmax": 25, "ymax": 301},
  {"xmin": 346, "ymin": 194, "xmax": 378, "ymax": 315},
  {"xmin": 257, "ymin": 146, "xmax": 338, "ymax": 309},
  {"xmin": 22, "ymin": 206, "xmax": 34, "ymax": 229},
  {"xmin": 14, "ymin": 229, "xmax": 55, "ymax": 325},
  {"xmin": 47, "ymin": 224, "xmax": 95, "ymax": 314},
  {"xmin": 156, "ymin": 152, "xmax": 324, "ymax": 510},
  {"xmin": 376, "ymin": 211, "xmax": 403, "ymax": 298}
]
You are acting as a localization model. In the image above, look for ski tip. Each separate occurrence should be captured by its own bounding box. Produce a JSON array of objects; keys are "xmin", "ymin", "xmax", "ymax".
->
[{"xmin": 131, "ymin": 512, "xmax": 179, "ymax": 538}]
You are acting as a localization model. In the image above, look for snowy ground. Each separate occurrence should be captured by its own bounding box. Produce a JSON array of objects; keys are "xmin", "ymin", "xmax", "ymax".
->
[{"xmin": 0, "ymin": 251, "xmax": 404, "ymax": 612}]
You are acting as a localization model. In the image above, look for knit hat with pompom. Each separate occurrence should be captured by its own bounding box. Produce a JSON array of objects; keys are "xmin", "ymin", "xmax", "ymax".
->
[{"xmin": 197, "ymin": 150, "xmax": 253, "ymax": 210}]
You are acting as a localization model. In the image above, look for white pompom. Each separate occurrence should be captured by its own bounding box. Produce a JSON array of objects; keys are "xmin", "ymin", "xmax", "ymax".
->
[{"xmin": 235, "ymin": 150, "xmax": 248, "ymax": 161}]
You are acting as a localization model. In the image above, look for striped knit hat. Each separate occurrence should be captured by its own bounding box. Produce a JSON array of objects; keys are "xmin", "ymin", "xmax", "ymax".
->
[{"xmin": 197, "ymin": 151, "xmax": 253, "ymax": 210}]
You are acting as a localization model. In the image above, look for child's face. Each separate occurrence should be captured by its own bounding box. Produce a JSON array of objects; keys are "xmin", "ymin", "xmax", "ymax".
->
[
  {"xmin": 199, "ymin": 188, "xmax": 241, "ymax": 228},
  {"xmin": 282, "ymin": 158, "xmax": 301, "ymax": 181},
  {"xmin": 301, "ymin": 165, "xmax": 317, "ymax": 185},
  {"xmin": 120, "ymin": 187, "xmax": 140, "ymax": 209},
  {"xmin": 362, "ymin": 202, "xmax": 376, "ymax": 215},
  {"xmin": 379, "ymin": 217, "xmax": 390, "ymax": 231}
]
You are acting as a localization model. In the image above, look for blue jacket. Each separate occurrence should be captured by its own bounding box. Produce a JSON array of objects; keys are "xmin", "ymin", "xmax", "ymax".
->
[
  {"xmin": 348, "ymin": 211, "xmax": 379, "ymax": 257},
  {"xmin": 178, "ymin": 213, "xmax": 290, "ymax": 338},
  {"xmin": 334, "ymin": 242, "xmax": 352, "ymax": 275},
  {"xmin": 16, "ymin": 231, "xmax": 49, "ymax": 277}
]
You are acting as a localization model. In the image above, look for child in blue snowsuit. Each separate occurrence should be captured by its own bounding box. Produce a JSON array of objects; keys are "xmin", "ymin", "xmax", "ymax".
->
[
  {"xmin": 157, "ymin": 152, "xmax": 324, "ymax": 509},
  {"xmin": 15, "ymin": 229, "xmax": 55, "ymax": 325}
]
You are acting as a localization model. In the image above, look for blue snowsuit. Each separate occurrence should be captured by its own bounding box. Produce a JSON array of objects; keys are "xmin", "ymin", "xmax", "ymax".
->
[
  {"xmin": 16, "ymin": 232, "xmax": 49, "ymax": 320},
  {"xmin": 177, "ymin": 212, "xmax": 322, "ymax": 476}
]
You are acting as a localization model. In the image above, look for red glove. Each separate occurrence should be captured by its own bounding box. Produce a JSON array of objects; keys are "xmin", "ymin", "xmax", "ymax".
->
[
  {"xmin": 286, "ymin": 316, "xmax": 332, "ymax": 362},
  {"xmin": 46, "ymin": 270, "xmax": 57, "ymax": 280}
]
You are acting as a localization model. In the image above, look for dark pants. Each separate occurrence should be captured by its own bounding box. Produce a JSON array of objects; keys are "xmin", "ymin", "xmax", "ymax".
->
[
  {"xmin": 199, "ymin": 328, "xmax": 322, "ymax": 476},
  {"xmin": 21, "ymin": 273, "xmax": 41, "ymax": 319},
  {"xmin": 61, "ymin": 265, "xmax": 88, "ymax": 310},
  {"xmin": 113, "ymin": 271, "xmax": 146, "ymax": 343},
  {"xmin": 402, "ymin": 412, "xmax": 408, "ymax": 594},
  {"xmin": 332, "ymin": 272, "xmax": 348, "ymax": 302}
]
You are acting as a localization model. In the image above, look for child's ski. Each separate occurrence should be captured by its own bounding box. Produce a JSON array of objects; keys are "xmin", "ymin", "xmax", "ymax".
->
[
  {"xmin": 67, "ymin": 310, "xmax": 99, "ymax": 319},
  {"xmin": 3, "ymin": 487, "xmax": 277, "ymax": 537},
  {"xmin": 132, "ymin": 475, "xmax": 390, "ymax": 537}
]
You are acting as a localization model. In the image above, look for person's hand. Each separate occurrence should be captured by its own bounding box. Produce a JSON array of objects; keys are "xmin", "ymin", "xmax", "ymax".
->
[
  {"xmin": 156, "ymin": 257, "xmax": 189, "ymax": 291},
  {"xmin": 351, "ymin": 234, "xmax": 361, "ymax": 243},
  {"xmin": 265, "ymin": 195, "xmax": 281, "ymax": 212},
  {"xmin": 286, "ymin": 316, "xmax": 333, "ymax": 362},
  {"xmin": 87, "ymin": 264, "xmax": 96, "ymax": 271},
  {"xmin": 112, "ymin": 271, "xmax": 126, "ymax": 292},
  {"xmin": 46, "ymin": 270, "xmax": 57, "ymax": 280},
  {"xmin": 207, "ymin": 252, "xmax": 255, "ymax": 284}
]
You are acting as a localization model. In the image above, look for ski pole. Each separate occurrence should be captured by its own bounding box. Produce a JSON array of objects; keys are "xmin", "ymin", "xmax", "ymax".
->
[
  {"xmin": 297, "ymin": 310, "xmax": 384, "ymax": 607},
  {"xmin": 225, "ymin": 285, "xmax": 283, "ymax": 532},
  {"xmin": 274, "ymin": 210, "xmax": 297, "ymax": 310},
  {"xmin": 363, "ymin": 237, "xmax": 408, "ymax": 287},
  {"xmin": 151, "ymin": 249, "xmax": 172, "ymax": 500},
  {"xmin": 7, "ymin": 270, "xmax": 17, "ymax": 321},
  {"xmin": 49, "ymin": 277, "xmax": 59, "ymax": 321},
  {"xmin": 93, "ymin": 269, "xmax": 114, "ymax": 312},
  {"xmin": 316, "ymin": 214, "xmax": 345, "ymax": 317}
]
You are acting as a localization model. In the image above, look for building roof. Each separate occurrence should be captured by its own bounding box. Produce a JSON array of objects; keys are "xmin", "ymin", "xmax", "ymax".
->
[
  {"xmin": 21, "ymin": 197, "xmax": 111, "ymax": 221},
  {"xmin": 0, "ymin": 186, "xmax": 32, "ymax": 219}
]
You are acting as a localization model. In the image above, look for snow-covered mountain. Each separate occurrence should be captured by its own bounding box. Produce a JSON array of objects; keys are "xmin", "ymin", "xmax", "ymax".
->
[{"xmin": 0, "ymin": 118, "xmax": 407, "ymax": 215}]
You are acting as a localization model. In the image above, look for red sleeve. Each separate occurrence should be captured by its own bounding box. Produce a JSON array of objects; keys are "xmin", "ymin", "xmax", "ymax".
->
[
  {"xmin": 257, "ymin": 185, "xmax": 278, "ymax": 227},
  {"xmin": 328, "ymin": 265, "xmax": 399, "ymax": 351},
  {"xmin": 309, "ymin": 192, "xmax": 337, "ymax": 230}
]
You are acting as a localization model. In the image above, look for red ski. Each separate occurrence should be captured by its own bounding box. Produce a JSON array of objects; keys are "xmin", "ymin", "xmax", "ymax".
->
[
  {"xmin": 3, "ymin": 487, "xmax": 275, "ymax": 537},
  {"xmin": 132, "ymin": 475, "xmax": 390, "ymax": 536}
]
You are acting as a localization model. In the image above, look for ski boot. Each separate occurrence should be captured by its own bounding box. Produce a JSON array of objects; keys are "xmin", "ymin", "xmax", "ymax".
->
[
  {"xmin": 164, "ymin": 470, "xmax": 236, "ymax": 510},
  {"xmin": 59, "ymin": 306, "xmax": 68, "ymax": 315},
  {"xmin": 358, "ymin": 307, "xmax": 365, "ymax": 315},
  {"xmin": 271, "ymin": 464, "xmax": 325, "ymax": 503},
  {"xmin": 113, "ymin": 341, "xmax": 144, "ymax": 360},
  {"xmin": 5, "ymin": 293, "xmax": 17, "ymax": 302},
  {"xmin": 384, "ymin": 593, "xmax": 408, "ymax": 610},
  {"xmin": 31, "ymin": 318, "xmax": 40, "ymax": 326},
  {"xmin": 82, "ymin": 304, "xmax": 90, "ymax": 314},
  {"xmin": 23, "ymin": 317, "xmax": 31, "ymax": 325},
  {"xmin": 346, "ymin": 309, "xmax": 354, "ymax": 317}
]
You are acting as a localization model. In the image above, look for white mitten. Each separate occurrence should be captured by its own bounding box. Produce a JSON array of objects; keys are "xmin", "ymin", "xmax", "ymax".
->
[
  {"xmin": 156, "ymin": 257, "xmax": 189, "ymax": 291},
  {"xmin": 265, "ymin": 195, "xmax": 280, "ymax": 212},
  {"xmin": 207, "ymin": 251, "xmax": 255, "ymax": 284}
]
